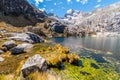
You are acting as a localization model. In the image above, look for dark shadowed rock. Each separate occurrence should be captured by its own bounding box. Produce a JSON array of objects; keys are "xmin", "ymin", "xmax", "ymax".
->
[
  {"xmin": 26, "ymin": 32, "xmax": 44, "ymax": 43},
  {"xmin": 53, "ymin": 25, "xmax": 66, "ymax": 33},
  {"xmin": 2, "ymin": 40, "xmax": 16, "ymax": 50},
  {"xmin": 21, "ymin": 54, "xmax": 47, "ymax": 77},
  {"xmin": 50, "ymin": 22, "xmax": 66, "ymax": 33},
  {"xmin": 10, "ymin": 47, "xmax": 24, "ymax": 54},
  {"xmin": 10, "ymin": 43, "xmax": 33, "ymax": 54}
]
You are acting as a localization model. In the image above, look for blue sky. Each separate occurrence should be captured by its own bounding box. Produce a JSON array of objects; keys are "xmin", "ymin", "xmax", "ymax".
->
[{"xmin": 28, "ymin": 0, "xmax": 120, "ymax": 17}]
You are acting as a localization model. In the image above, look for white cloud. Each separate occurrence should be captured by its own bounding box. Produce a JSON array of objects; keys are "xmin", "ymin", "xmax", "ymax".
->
[
  {"xmin": 80, "ymin": 0, "xmax": 88, "ymax": 5},
  {"xmin": 54, "ymin": 3, "xmax": 57, "ymax": 5},
  {"xmin": 95, "ymin": 4, "xmax": 101, "ymax": 8},
  {"xmin": 76, "ymin": 0, "xmax": 80, "ymax": 2},
  {"xmin": 97, "ymin": 0, "xmax": 101, "ymax": 2},
  {"xmin": 67, "ymin": 0, "xmax": 71, "ymax": 2}
]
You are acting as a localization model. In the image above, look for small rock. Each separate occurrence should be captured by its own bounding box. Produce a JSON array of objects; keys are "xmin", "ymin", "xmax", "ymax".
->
[
  {"xmin": 10, "ymin": 43, "xmax": 33, "ymax": 54},
  {"xmin": 0, "ymin": 57, "xmax": 4, "ymax": 62},
  {"xmin": 22, "ymin": 54, "xmax": 47, "ymax": 77},
  {"xmin": 2, "ymin": 40, "xmax": 16, "ymax": 50}
]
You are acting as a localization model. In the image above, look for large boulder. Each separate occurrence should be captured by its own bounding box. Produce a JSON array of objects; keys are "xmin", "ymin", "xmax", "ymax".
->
[
  {"xmin": 21, "ymin": 54, "xmax": 47, "ymax": 77},
  {"xmin": 50, "ymin": 22, "xmax": 66, "ymax": 33},
  {"xmin": 9, "ymin": 32, "xmax": 44, "ymax": 43},
  {"xmin": 26, "ymin": 32, "xmax": 44, "ymax": 43},
  {"xmin": 2, "ymin": 40, "xmax": 16, "ymax": 50},
  {"xmin": 10, "ymin": 43, "xmax": 33, "ymax": 54}
]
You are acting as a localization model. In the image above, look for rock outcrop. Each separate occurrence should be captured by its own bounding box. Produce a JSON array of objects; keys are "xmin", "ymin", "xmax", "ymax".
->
[
  {"xmin": 10, "ymin": 43, "xmax": 33, "ymax": 54},
  {"xmin": 22, "ymin": 54, "xmax": 47, "ymax": 77},
  {"xmin": 0, "ymin": 0, "xmax": 47, "ymax": 26},
  {"xmin": 50, "ymin": 22, "xmax": 66, "ymax": 33},
  {"xmin": 8, "ymin": 32, "xmax": 44, "ymax": 43}
]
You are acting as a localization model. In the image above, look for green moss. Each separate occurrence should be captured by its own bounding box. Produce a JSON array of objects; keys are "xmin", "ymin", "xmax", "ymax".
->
[{"xmin": 53, "ymin": 57, "xmax": 120, "ymax": 80}]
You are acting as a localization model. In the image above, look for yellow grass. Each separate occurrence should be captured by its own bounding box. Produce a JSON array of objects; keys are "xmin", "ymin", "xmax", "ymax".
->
[
  {"xmin": 28, "ymin": 72, "xmax": 61, "ymax": 80},
  {"xmin": 0, "ymin": 74, "xmax": 14, "ymax": 80}
]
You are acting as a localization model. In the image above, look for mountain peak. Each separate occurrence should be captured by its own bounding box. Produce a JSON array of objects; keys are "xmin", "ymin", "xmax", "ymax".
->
[
  {"xmin": 66, "ymin": 9, "xmax": 74, "ymax": 14},
  {"xmin": 65, "ymin": 9, "xmax": 81, "ymax": 18}
]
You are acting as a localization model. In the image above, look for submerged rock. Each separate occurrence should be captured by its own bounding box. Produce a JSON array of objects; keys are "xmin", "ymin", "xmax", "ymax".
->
[
  {"xmin": 91, "ymin": 63, "xmax": 99, "ymax": 69},
  {"xmin": 2, "ymin": 40, "xmax": 16, "ymax": 50},
  {"xmin": 10, "ymin": 43, "xmax": 33, "ymax": 54},
  {"xmin": 9, "ymin": 32, "xmax": 44, "ymax": 43},
  {"xmin": 58, "ymin": 63, "xmax": 65, "ymax": 70},
  {"xmin": 77, "ymin": 60, "xmax": 83, "ymax": 66},
  {"xmin": 0, "ymin": 57, "xmax": 4, "ymax": 62},
  {"xmin": 80, "ymin": 71, "xmax": 91, "ymax": 75},
  {"xmin": 21, "ymin": 54, "xmax": 47, "ymax": 77}
]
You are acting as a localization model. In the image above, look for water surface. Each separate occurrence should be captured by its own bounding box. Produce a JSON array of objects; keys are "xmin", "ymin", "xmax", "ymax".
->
[{"xmin": 52, "ymin": 37, "xmax": 120, "ymax": 61}]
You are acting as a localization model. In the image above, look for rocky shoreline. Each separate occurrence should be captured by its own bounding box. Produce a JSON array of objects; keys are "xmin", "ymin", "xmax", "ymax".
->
[{"xmin": 0, "ymin": 31, "xmax": 120, "ymax": 79}]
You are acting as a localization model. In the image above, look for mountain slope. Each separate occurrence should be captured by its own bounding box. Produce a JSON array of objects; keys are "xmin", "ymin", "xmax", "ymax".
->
[{"xmin": 0, "ymin": 0, "xmax": 47, "ymax": 27}]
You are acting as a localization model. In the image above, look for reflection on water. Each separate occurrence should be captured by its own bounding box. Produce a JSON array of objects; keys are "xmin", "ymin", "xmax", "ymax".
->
[{"xmin": 52, "ymin": 37, "xmax": 120, "ymax": 60}]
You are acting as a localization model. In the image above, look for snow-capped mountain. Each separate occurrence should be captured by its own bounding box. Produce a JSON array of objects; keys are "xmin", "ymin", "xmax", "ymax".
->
[
  {"xmin": 61, "ymin": 2, "xmax": 120, "ymax": 34},
  {"xmin": 65, "ymin": 9, "xmax": 81, "ymax": 18}
]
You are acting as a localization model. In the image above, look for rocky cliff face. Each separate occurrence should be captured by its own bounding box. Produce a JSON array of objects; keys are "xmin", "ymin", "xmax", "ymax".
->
[{"xmin": 0, "ymin": 0, "xmax": 47, "ymax": 26}]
